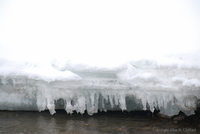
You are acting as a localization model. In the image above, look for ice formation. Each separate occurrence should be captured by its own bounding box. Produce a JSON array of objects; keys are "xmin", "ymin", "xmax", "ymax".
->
[
  {"xmin": 0, "ymin": 0, "xmax": 200, "ymax": 116},
  {"xmin": 0, "ymin": 54, "xmax": 200, "ymax": 116}
]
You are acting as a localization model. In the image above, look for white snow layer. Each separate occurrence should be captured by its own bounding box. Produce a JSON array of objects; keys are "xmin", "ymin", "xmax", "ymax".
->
[{"xmin": 0, "ymin": 54, "xmax": 200, "ymax": 116}]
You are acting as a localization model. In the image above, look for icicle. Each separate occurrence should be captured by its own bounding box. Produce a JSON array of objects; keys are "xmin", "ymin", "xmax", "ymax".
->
[
  {"xmin": 119, "ymin": 94, "xmax": 126, "ymax": 111},
  {"xmin": 141, "ymin": 99, "xmax": 147, "ymax": 111},
  {"xmin": 109, "ymin": 94, "xmax": 114, "ymax": 108},
  {"xmin": 47, "ymin": 98, "xmax": 56, "ymax": 115},
  {"xmin": 75, "ymin": 95, "xmax": 86, "ymax": 114},
  {"xmin": 65, "ymin": 100, "xmax": 74, "ymax": 114}
]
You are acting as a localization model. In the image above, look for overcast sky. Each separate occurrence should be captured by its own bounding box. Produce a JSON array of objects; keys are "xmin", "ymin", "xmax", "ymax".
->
[{"xmin": 0, "ymin": 0, "xmax": 200, "ymax": 65}]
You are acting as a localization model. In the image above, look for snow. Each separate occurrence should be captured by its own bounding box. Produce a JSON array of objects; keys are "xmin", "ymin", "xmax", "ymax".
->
[
  {"xmin": 0, "ymin": 59, "xmax": 82, "ymax": 82},
  {"xmin": 0, "ymin": 0, "xmax": 200, "ymax": 116},
  {"xmin": 0, "ymin": 54, "xmax": 199, "ymax": 116}
]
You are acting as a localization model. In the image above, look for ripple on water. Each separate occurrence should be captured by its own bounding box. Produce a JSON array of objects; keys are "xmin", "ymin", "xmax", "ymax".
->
[{"xmin": 0, "ymin": 111, "xmax": 199, "ymax": 134}]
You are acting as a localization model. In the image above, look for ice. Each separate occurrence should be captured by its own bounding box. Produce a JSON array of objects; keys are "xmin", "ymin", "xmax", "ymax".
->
[
  {"xmin": 0, "ymin": 0, "xmax": 200, "ymax": 116},
  {"xmin": 0, "ymin": 54, "xmax": 200, "ymax": 116}
]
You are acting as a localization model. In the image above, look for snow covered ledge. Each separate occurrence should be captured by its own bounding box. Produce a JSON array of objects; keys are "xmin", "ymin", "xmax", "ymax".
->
[{"xmin": 0, "ymin": 58, "xmax": 200, "ymax": 117}]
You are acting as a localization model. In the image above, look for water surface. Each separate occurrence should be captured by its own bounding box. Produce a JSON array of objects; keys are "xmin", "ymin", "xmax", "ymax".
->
[{"xmin": 0, "ymin": 110, "xmax": 199, "ymax": 134}]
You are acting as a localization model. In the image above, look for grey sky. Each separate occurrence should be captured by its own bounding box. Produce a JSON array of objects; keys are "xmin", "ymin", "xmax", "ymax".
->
[{"xmin": 0, "ymin": 0, "xmax": 199, "ymax": 63}]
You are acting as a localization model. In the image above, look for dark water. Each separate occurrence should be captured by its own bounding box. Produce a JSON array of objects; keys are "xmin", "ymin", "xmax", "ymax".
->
[{"xmin": 0, "ymin": 110, "xmax": 199, "ymax": 134}]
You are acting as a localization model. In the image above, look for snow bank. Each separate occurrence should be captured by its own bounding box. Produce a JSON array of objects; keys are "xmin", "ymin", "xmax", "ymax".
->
[{"xmin": 0, "ymin": 54, "xmax": 200, "ymax": 116}]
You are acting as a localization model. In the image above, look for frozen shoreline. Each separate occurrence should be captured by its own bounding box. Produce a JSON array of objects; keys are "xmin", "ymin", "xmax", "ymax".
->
[{"xmin": 0, "ymin": 56, "xmax": 200, "ymax": 117}]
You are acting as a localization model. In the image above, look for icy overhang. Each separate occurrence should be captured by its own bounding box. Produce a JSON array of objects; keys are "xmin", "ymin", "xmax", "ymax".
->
[{"xmin": 0, "ymin": 57, "xmax": 200, "ymax": 116}]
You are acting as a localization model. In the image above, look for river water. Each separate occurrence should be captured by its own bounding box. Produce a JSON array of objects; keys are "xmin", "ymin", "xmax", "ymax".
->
[{"xmin": 0, "ymin": 110, "xmax": 199, "ymax": 134}]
